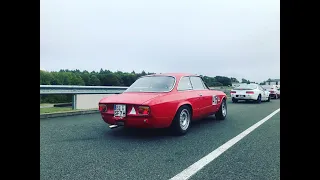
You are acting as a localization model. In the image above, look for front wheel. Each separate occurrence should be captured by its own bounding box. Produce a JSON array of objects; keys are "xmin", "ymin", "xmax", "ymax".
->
[
  {"xmin": 170, "ymin": 105, "xmax": 191, "ymax": 135},
  {"xmin": 215, "ymin": 99, "xmax": 227, "ymax": 120},
  {"xmin": 255, "ymin": 95, "xmax": 262, "ymax": 104}
]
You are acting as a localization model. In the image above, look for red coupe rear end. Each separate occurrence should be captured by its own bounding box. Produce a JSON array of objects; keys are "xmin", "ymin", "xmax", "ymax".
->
[
  {"xmin": 99, "ymin": 101, "xmax": 173, "ymax": 128},
  {"xmin": 98, "ymin": 73, "xmax": 228, "ymax": 135}
]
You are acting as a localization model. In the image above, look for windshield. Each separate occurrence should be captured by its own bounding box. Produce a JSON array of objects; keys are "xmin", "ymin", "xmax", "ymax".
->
[
  {"xmin": 234, "ymin": 83, "xmax": 257, "ymax": 90},
  {"xmin": 125, "ymin": 76, "xmax": 175, "ymax": 92}
]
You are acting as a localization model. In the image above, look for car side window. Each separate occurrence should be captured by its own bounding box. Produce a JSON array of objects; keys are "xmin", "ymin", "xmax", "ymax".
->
[
  {"xmin": 177, "ymin": 76, "xmax": 193, "ymax": 91},
  {"xmin": 258, "ymin": 85, "xmax": 264, "ymax": 91},
  {"xmin": 190, "ymin": 76, "xmax": 206, "ymax": 90}
]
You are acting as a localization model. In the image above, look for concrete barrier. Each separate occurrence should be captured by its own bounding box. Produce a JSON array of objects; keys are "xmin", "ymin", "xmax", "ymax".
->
[{"xmin": 75, "ymin": 94, "xmax": 115, "ymax": 109}]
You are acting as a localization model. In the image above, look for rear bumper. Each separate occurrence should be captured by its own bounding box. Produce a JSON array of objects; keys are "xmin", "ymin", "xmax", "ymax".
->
[
  {"xmin": 231, "ymin": 94, "xmax": 258, "ymax": 100},
  {"xmin": 100, "ymin": 113, "xmax": 172, "ymax": 128}
]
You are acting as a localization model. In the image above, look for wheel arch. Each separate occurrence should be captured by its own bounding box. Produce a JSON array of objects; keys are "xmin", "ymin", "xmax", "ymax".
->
[{"xmin": 175, "ymin": 102, "xmax": 193, "ymax": 119}]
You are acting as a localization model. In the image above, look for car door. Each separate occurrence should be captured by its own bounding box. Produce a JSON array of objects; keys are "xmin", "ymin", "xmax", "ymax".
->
[
  {"xmin": 177, "ymin": 76, "xmax": 202, "ymax": 118},
  {"xmin": 189, "ymin": 76, "xmax": 212, "ymax": 116},
  {"xmin": 199, "ymin": 77, "xmax": 218, "ymax": 115}
]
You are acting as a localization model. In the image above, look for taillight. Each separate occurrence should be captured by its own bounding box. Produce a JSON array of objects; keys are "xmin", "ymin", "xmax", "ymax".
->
[
  {"xmin": 99, "ymin": 104, "xmax": 107, "ymax": 112},
  {"xmin": 246, "ymin": 91, "xmax": 254, "ymax": 94},
  {"xmin": 138, "ymin": 106, "xmax": 150, "ymax": 115},
  {"xmin": 230, "ymin": 91, "xmax": 236, "ymax": 93}
]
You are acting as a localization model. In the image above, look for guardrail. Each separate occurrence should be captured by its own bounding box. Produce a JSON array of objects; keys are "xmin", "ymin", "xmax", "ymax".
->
[
  {"xmin": 40, "ymin": 85, "xmax": 230, "ymax": 110},
  {"xmin": 40, "ymin": 85, "xmax": 129, "ymax": 109},
  {"xmin": 40, "ymin": 85, "xmax": 129, "ymax": 94}
]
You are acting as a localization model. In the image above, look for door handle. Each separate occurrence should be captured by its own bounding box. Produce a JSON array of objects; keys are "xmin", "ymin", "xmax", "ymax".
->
[{"xmin": 199, "ymin": 94, "xmax": 202, "ymax": 96}]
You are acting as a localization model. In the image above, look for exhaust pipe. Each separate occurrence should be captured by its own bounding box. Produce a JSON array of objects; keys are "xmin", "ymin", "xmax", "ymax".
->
[{"xmin": 109, "ymin": 125, "xmax": 118, "ymax": 129}]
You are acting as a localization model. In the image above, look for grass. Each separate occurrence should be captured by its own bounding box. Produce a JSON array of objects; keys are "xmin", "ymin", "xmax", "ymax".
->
[{"xmin": 40, "ymin": 107, "xmax": 73, "ymax": 114}]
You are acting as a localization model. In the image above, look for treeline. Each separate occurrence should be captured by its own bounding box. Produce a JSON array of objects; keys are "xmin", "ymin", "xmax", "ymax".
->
[
  {"xmin": 40, "ymin": 69, "xmax": 242, "ymax": 103},
  {"xmin": 40, "ymin": 69, "xmax": 154, "ymax": 87}
]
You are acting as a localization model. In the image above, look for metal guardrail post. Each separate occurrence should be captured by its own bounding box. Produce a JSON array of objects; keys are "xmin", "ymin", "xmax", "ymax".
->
[{"xmin": 72, "ymin": 94, "xmax": 77, "ymax": 110}]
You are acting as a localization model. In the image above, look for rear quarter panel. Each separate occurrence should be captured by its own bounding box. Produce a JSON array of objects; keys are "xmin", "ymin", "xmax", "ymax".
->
[
  {"xmin": 144, "ymin": 90, "xmax": 227, "ymax": 122},
  {"xmin": 202, "ymin": 90, "xmax": 227, "ymax": 114},
  {"xmin": 144, "ymin": 91, "xmax": 201, "ymax": 121}
]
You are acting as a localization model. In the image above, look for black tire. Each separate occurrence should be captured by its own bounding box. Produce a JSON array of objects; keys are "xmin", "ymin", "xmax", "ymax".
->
[
  {"xmin": 215, "ymin": 99, "xmax": 227, "ymax": 120},
  {"xmin": 170, "ymin": 105, "xmax": 191, "ymax": 136},
  {"xmin": 255, "ymin": 95, "xmax": 262, "ymax": 104},
  {"xmin": 232, "ymin": 98, "xmax": 238, "ymax": 103}
]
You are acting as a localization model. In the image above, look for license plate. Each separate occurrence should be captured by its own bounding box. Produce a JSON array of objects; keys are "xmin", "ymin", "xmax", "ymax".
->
[{"xmin": 114, "ymin": 104, "xmax": 126, "ymax": 117}]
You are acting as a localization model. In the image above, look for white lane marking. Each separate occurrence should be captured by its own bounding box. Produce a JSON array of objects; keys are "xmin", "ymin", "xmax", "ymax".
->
[{"xmin": 170, "ymin": 108, "xmax": 280, "ymax": 180}]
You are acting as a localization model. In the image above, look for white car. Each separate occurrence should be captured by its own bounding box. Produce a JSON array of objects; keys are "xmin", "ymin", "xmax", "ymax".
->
[
  {"xmin": 230, "ymin": 83, "xmax": 271, "ymax": 103},
  {"xmin": 261, "ymin": 85, "xmax": 280, "ymax": 99}
]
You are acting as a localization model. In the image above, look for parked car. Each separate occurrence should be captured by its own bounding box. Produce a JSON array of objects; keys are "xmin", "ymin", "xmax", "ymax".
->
[
  {"xmin": 261, "ymin": 85, "xmax": 280, "ymax": 99},
  {"xmin": 230, "ymin": 83, "xmax": 271, "ymax": 103},
  {"xmin": 98, "ymin": 73, "xmax": 228, "ymax": 135}
]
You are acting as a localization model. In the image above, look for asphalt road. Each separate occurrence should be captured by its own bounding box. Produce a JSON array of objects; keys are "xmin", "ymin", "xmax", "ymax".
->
[{"xmin": 40, "ymin": 99, "xmax": 280, "ymax": 180}]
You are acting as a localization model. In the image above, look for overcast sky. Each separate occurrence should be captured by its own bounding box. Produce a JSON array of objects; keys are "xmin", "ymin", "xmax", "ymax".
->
[{"xmin": 40, "ymin": 0, "xmax": 279, "ymax": 83}]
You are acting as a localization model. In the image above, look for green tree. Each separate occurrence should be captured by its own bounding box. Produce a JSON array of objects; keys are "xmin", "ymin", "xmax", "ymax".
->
[
  {"xmin": 88, "ymin": 75, "xmax": 100, "ymax": 86},
  {"xmin": 241, "ymin": 78, "xmax": 252, "ymax": 84},
  {"xmin": 80, "ymin": 72, "xmax": 90, "ymax": 85},
  {"xmin": 230, "ymin": 77, "xmax": 239, "ymax": 83},
  {"xmin": 215, "ymin": 76, "xmax": 232, "ymax": 86},
  {"xmin": 40, "ymin": 70, "xmax": 53, "ymax": 85}
]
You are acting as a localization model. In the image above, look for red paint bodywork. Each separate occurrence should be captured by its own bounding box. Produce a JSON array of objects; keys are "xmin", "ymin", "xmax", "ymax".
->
[{"xmin": 99, "ymin": 73, "xmax": 227, "ymax": 128}]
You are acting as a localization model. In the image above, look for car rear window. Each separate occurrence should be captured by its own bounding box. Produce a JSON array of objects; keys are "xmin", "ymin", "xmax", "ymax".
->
[
  {"xmin": 234, "ymin": 84, "xmax": 257, "ymax": 90},
  {"xmin": 125, "ymin": 76, "xmax": 175, "ymax": 92}
]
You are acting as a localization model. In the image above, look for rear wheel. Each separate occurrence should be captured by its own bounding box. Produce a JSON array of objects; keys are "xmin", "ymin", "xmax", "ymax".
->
[
  {"xmin": 232, "ymin": 98, "xmax": 238, "ymax": 103},
  {"xmin": 170, "ymin": 105, "xmax": 191, "ymax": 135},
  {"xmin": 255, "ymin": 95, "xmax": 262, "ymax": 104},
  {"xmin": 215, "ymin": 99, "xmax": 227, "ymax": 120}
]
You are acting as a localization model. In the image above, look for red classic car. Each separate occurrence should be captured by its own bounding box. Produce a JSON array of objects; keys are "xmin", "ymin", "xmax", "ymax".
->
[{"xmin": 98, "ymin": 73, "xmax": 227, "ymax": 135}]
